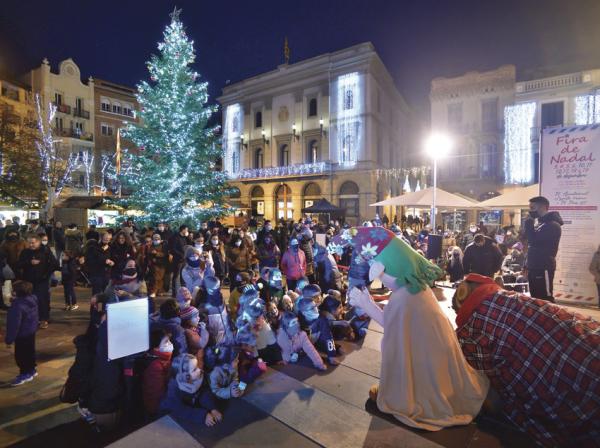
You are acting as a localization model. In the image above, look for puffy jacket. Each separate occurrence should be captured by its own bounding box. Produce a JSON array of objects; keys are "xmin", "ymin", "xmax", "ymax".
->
[
  {"xmin": 525, "ymin": 211, "xmax": 563, "ymax": 271},
  {"xmin": 209, "ymin": 364, "xmax": 238, "ymax": 399},
  {"xmin": 64, "ymin": 228, "xmax": 83, "ymax": 254},
  {"xmin": 151, "ymin": 317, "xmax": 187, "ymax": 357},
  {"xmin": 280, "ymin": 248, "xmax": 306, "ymax": 281},
  {"xmin": 276, "ymin": 328, "xmax": 325, "ymax": 369},
  {"xmin": 142, "ymin": 349, "xmax": 172, "ymax": 415},
  {"xmin": 462, "ymin": 237, "xmax": 503, "ymax": 278},
  {"xmin": 5, "ymin": 294, "xmax": 38, "ymax": 344},
  {"xmin": 0, "ymin": 236, "xmax": 27, "ymax": 271},
  {"xmin": 168, "ymin": 234, "xmax": 190, "ymax": 263},
  {"xmin": 226, "ymin": 245, "xmax": 251, "ymax": 271},
  {"xmin": 181, "ymin": 262, "xmax": 215, "ymax": 292},
  {"xmin": 84, "ymin": 240, "xmax": 110, "ymax": 277}
]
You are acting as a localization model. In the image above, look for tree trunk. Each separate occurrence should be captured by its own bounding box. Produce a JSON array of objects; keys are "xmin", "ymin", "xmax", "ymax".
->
[{"xmin": 43, "ymin": 187, "xmax": 56, "ymax": 221}]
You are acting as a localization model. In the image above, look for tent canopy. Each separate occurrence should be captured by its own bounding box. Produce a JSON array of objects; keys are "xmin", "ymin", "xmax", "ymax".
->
[
  {"xmin": 371, "ymin": 187, "xmax": 478, "ymax": 209},
  {"xmin": 477, "ymin": 184, "xmax": 539, "ymax": 208},
  {"xmin": 301, "ymin": 198, "xmax": 344, "ymax": 214}
]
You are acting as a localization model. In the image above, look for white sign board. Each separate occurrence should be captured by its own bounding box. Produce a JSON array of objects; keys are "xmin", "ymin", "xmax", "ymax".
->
[
  {"xmin": 107, "ymin": 298, "xmax": 149, "ymax": 360},
  {"xmin": 315, "ymin": 233, "xmax": 327, "ymax": 247},
  {"xmin": 540, "ymin": 125, "xmax": 600, "ymax": 305}
]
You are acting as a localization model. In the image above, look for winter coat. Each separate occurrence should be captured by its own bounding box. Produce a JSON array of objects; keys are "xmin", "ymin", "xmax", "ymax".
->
[
  {"xmin": 109, "ymin": 242, "xmax": 136, "ymax": 274},
  {"xmin": 589, "ymin": 247, "xmax": 600, "ymax": 284},
  {"xmin": 17, "ymin": 246, "xmax": 59, "ymax": 284},
  {"xmin": 255, "ymin": 322, "xmax": 277, "ymax": 350},
  {"xmin": 88, "ymin": 322, "xmax": 123, "ymax": 414},
  {"xmin": 207, "ymin": 243, "xmax": 226, "ymax": 279},
  {"xmin": 207, "ymin": 305, "xmax": 233, "ymax": 345},
  {"xmin": 84, "ymin": 241, "xmax": 110, "ymax": 278},
  {"xmin": 5, "ymin": 294, "xmax": 38, "ymax": 344},
  {"xmin": 226, "ymin": 245, "xmax": 251, "ymax": 271},
  {"xmin": 147, "ymin": 243, "xmax": 170, "ymax": 268},
  {"xmin": 462, "ymin": 237, "xmax": 503, "ymax": 278},
  {"xmin": 104, "ymin": 278, "xmax": 148, "ymax": 303},
  {"xmin": 446, "ymin": 257, "xmax": 464, "ymax": 282},
  {"xmin": 276, "ymin": 328, "xmax": 325, "ymax": 369},
  {"xmin": 257, "ymin": 242, "xmax": 281, "ymax": 269},
  {"xmin": 209, "ymin": 364, "xmax": 238, "ymax": 399},
  {"xmin": 142, "ymin": 349, "xmax": 172, "ymax": 415},
  {"xmin": 168, "ymin": 234, "xmax": 190, "ymax": 263},
  {"xmin": 313, "ymin": 244, "xmax": 341, "ymax": 291},
  {"xmin": 64, "ymin": 228, "xmax": 83, "ymax": 254},
  {"xmin": 151, "ymin": 317, "xmax": 187, "ymax": 357},
  {"xmin": 181, "ymin": 262, "xmax": 215, "ymax": 293},
  {"xmin": 280, "ymin": 248, "xmax": 306, "ymax": 281},
  {"xmin": 524, "ymin": 211, "xmax": 563, "ymax": 271},
  {"xmin": 238, "ymin": 350, "xmax": 264, "ymax": 384},
  {"xmin": 53, "ymin": 227, "xmax": 65, "ymax": 251},
  {"xmin": 0, "ymin": 237, "xmax": 27, "ymax": 271}
]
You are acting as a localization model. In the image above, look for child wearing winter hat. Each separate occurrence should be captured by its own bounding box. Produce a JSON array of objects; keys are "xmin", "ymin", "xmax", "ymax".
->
[
  {"xmin": 203, "ymin": 276, "xmax": 234, "ymax": 345},
  {"xmin": 238, "ymin": 296, "xmax": 282, "ymax": 365},
  {"xmin": 297, "ymin": 293, "xmax": 340, "ymax": 365},
  {"xmin": 181, "ymin": 246, "xmax": 215, "ymax": 296},
  {"xmin": 236, "ymin": 323, "xmax": 267, "ymax": 384},
  {"xmin": 176, "ymin": 287, "xmax": 193, "ymax": 309},
  {"xmin": 5, "ymin": 281, "xmax": 39, "ymax": 386},
  {"xmin": 277, "ymin": 312, "xmax": 326, "ymax": 371},
  {"xmin": 180, "ymin": 305, "xmax": 209, "ymax": 369},
  {"xmin": 320, "ymin": 293, "xmax": 354, "ymax": 341},
  {"xmin": 175, "ymin": 353, "xmax": 222, "ymax": 427},
  {"xmin": 228, "ymin": 272, "xmax": 252, "ymax": 319},
  {"xmin": 142, "ymin": 329, "xmax": 174, "ymax": 416}
]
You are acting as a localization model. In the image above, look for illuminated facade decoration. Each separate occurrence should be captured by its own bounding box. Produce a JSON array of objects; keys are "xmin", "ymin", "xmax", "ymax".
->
[
  {"xmin": 575, "ymin": 91, "xmax": 600, "ymax": 125},
  {"xmin": 503, "ymin": 102, "xmax": 536, "ymax": 184},
  {"xmin": 334, "ymin": 72, "xmax": 362, "ymax": 166},
  {"xmin": 223, "ymin": 103, "xmax": 242, "ymax": 174}
]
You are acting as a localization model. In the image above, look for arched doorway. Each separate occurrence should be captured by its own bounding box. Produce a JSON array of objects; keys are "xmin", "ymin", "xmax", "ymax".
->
[
  {"xmin": 339, "ymin": 181, "xmax": 359, "ymax": 225},
  {"xmin": 303, "ymin": 182, "xmax": 321, "ymax": 210},
  {"xmin": 250, "ymin": 185, "xmax": 265, "ymax": 217},
  {"xmin": 275, "ymin": 184, "xmax": 293, "ymax": 221}
]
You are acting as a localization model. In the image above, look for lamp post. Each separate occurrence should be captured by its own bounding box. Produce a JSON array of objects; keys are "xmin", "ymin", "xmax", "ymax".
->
[{"xmin": 425, "ymin": 133, "xmax": 452, "ymax": 233}]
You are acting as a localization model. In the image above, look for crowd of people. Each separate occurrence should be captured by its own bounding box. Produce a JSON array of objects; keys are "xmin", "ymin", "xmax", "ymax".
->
[{"xmin": 0, "ymin": 195, "xmax": 598, "ymax": 445}]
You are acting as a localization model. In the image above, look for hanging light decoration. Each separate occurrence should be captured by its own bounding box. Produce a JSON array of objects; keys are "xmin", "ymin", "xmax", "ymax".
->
[{"xmin": 503, "ymin": 102, "xmax": 536, "ymax": 184}]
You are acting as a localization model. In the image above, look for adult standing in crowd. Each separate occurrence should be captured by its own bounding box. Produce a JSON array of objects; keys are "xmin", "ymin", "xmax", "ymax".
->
[
  {"xmin": 109, "ymin": 231, "xmax": 136, "ymax": 278},
  {"xmin": 84, "ymin": 233, "xmax": 113, "ymax": 295},
  {"xmin": 146, "ymin": 233, "xmax": 170, "ymax": 298},
  {"xmin": 64, "ymin": 224, "xmax": 83, "ymax": 256},
  {"xmin": 17, "ymin": 234, "xmax": 59, "ymax": 329},
  {"xmin": 226, "ymin": 234, "xmax": 252, "ymax": 288},
  {"xmin": 524, "ymin": 196, "xmax": 563, "ymax": 302},
  {"xmin": 280, "ymin": 238, "xmax": 306, "ymax": 291},
  {"xmin": 52, "ymin": 221, "xmax": 65, "ymax": 264},
  {"xmin": 256, "ymin": 233, "xmax": 280, "ymax": 270},
  {"xmin": 207, "ymin": 233, "xmax": 227, "ymax": 282},
  {"xmin": 168, "ymin": 225, "xmax": 191, "ymax": 296},
  {"xmin": 462, "ymin": 234, "xmax": 503, "ymax": 278}
]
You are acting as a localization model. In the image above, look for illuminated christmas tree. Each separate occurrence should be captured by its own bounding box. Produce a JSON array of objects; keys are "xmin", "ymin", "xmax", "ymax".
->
[{"xmin": 120, "ymin": 8, "xmax": 229, "ymax": 224}]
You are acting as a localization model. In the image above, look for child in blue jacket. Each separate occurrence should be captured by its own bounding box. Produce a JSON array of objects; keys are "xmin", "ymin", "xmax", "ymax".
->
[{"xmin": 5, "ymin": 281, "xmax": 39, "ymax": 386}]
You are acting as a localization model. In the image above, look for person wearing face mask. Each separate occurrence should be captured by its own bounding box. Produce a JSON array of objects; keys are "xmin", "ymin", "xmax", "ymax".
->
[
  {"xmin": 17, "ymin": 234, "xmax": 59, "ymax": 328},
  {"xmin": 52, "ymin": 221, "xmax": 65, "ymax": 264},
  {"xmin": 104, "ymin": 259, "xmax": 148, "ymax": 304},
  {"xmin": 462, "ymin": 234, "xmax": 503, "ymax": 278},
  {"xmin": 146, "ymin": 234, "xmax": 169, "ymax": 297},
  {"xmin": 142, "ymin": 329, "xmax": 174, "ymax": 416},
  {"xmin": 180, "ymin": 305, "xmax": 209, "ymax": 368},
  {"xmin": 524, "ymin": 196, "xmax": 563, "ymax": 302},
  {"xmin": 84, "ymin": 233, "xmax": 113, "ymax": 295},
  {"xmin": 226, "ymin": 236, "xmax": 251, "ymax": 289},
  {"xmin": 181, "ymin": 246, "xmax": 215, "ymax": 295},
  {"xmin": 109, "ymin": 231, "xmax": 136, "ymax": 279},
  {"xmin": 256, "ymin": 234, "xmax": 281, "ymax": 270},
  {"xmin": 280, "ymin": 238, "xmax": 306, "ymax": 291},
  {"xmin": 168, "ymin": 225, "xmax": 191, "ymax": 297},
  {"xmin": 64, "ymin": 224, "xmax": 83, "ymax": 256},
  {"xmin": 256, "ymin": 220, "xmax": 273, "ymax": 246},
  {"xmin": 461, "ymin": 223, "xmax": 479, "ymax": 250},
  {"xmin": 207, "ymin": 235, "xmax": 226, "ymax": 282}
]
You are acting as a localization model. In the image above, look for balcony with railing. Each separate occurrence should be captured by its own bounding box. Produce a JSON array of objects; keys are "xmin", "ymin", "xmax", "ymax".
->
[
  {"xmin": 56, "ymin": 128, "xmax": 94, "ymax": 142},
  {"xmin": 53, "ymin": 103, "xmax": 71, "ymax": 114},
  {"xmin": 517, "ymin": 73, "xmax": 583, "ymax": 93},
  {"xmin": 230, "ymin": 161, "xmax": 332, "ymax": 180},
  {"xmin": 73, "ymin": 108, "xmax": 90, "ymax": 119}
]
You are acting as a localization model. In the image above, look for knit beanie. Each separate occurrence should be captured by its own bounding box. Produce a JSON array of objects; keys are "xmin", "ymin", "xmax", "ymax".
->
[
  {"xmin": 320, "ymin": 295, "xmax": 341, "ymax": 314},
  {"xmin": 327, "ymin": 289, "xmax": 342, "ymax": 300},
  {"xmin": 176, "ymin": 287, "xmax": 192, "ymax": 307},
  {"xmin": 180, "ymin": 305, "xmax": 199, "ymax": 322},
  {"xmin": 302, "ymin": 284, "xmax": 321, "ymax": 300}
]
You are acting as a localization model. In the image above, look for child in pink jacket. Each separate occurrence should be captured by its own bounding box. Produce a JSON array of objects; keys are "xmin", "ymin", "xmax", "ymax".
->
[{"xmin": 276, "ymin": 312, "xmax": 326, "ymax": 371}]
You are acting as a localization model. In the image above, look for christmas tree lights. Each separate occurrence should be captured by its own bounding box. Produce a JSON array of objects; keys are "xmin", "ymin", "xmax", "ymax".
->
[
  {"xmin": 575, "ymin": 92, "xmax": 600, "ymax": 125},
  {"xmin": 119, "ymin": 8, "xmax": 230, "ymax": 224},
  {"xmin": 335, "ymin": 72, "xmax": 362, "ymax": 165},
  {"xmin": 503, "ymin": 102, "xmax": 536, "ymax": 184}
]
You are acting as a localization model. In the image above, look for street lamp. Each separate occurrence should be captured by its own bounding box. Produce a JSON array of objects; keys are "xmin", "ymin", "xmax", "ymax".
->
[{"xmin": 424, "ymin": 133, "xmax": 453, "ymax": 233}]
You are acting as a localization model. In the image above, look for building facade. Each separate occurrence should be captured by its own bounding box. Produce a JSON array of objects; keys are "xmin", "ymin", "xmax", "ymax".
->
[
  {"xmin": 27, "ymin": 58, "xmax": 95, "ymax": 192},
  {"xmin": 430, "ymin": 65, "xmax": 516, "ymax": 200},
  {"xmin": 219, "ymin": 43, "xmax": 414, "ymax": 225},
  {"xmin": 93, "ymin": 78, "xmax": 139, "ymax": 193}
]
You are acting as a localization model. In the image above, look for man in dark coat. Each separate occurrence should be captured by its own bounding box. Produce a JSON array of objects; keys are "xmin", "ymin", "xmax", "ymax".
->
[
  {"xmin": 168, "ymin": 225, "xmax": 190, "ymax": 297},
  {"xmin": 525, "ymin": 196, "xmax": 563, "ymax": 302},
  {"xmin": 17, "ymin": 234, "xmax": 59, "ymax": 328},
  {"xmin": 462, "ymin": 234, "xmax": 503, "ymax": 278}
]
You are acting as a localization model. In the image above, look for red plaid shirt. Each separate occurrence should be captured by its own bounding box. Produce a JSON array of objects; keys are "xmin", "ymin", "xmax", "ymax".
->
[{"xmin": 456, "ymin": 291, "xmax": 600, "ymax": 447}]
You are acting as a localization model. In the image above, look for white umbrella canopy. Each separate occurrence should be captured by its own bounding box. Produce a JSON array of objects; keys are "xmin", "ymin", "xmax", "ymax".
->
[
  {"xmin": 371, "ymin": 187, "xmax": 478, "ymax": 208},
  {"xmin": 478, "ymin": 184, "xmax": 540, "ymax": 208}
]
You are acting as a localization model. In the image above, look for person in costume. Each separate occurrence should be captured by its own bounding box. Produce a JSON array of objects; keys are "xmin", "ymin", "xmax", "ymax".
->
[
  {"xmin": 341, "ymin": 227, "xmax": 489, "ymax": 431},
  {"xmin": 453, "ymin": 273, "xmax": 600, "ymax": 447}
]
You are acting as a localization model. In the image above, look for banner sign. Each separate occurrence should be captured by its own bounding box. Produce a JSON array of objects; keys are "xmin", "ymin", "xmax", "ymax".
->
[
  {"xmin": 107, "ymin": 298, "xmax": 149, "ymax": 360},
  {"xmin": 540, "ymin": 125, "xmax": 600, "ymax": 305}
]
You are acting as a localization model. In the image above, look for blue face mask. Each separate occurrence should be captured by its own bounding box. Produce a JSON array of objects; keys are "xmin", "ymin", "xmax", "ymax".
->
[
  {"xmin": 286, "ymin": 319, "xmax": 300, "ymax": 336},
  {"xmin": 302, "ymin": 305, "xmax": 319, "ymax": 322},
  {"xmin": 187, "ymin": 257, "xmax": 201, "ymax": 268}
]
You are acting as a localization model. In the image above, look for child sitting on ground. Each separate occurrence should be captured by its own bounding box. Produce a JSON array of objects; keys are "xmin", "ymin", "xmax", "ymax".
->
[
  {"xmin": 180, "ymin": 305, "xmax": 209, "ymax": 369},
  {"xmin": 238, "ymin": 292, "xmax": 282, "ymax": 365},
  {"xmin": 142, "ymin": 329, "xmax": 174, "ymax": 416},
  {"xmin": 204, "ymin": 276, "xmax": 235, "ymax": 345},
  {"xmin": 175, "ymin": 353, "xmax": 222, "ymax": 427},
  {"xmin": 320, "ymin": 292, "xmax": 355, "ymax": 341},
  {"xmin": 236, "ymin": 323, "xmax": 267, "ymax": 384},
  {"xmin": 151, "ymin": 299, "xmax": 187, "ymax": 357},
  {"xmin": 277, "ymin": 312, "xmax": 326, "ymax": 371},
  {"xmin": 5, "ymin": 281, "xmax": 39, "ymax": 386},
  {"xmin": 227, "ymin": 272, "xmax": 252, "ymax": 319},
  {"xmin": 209, "ymin": 346, "xmax": 244, "ymax": 400}
]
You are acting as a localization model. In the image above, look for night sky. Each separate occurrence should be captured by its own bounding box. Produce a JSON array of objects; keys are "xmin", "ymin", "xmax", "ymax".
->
[{"xmin": 1, "ymin": 0, "xmax": 600, "ymax": 119}]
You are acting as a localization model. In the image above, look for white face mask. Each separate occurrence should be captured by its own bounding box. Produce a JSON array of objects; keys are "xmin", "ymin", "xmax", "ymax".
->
[
  {"xmin": 235, "ymin": 240, "xmax": 242, "ymax": 247},
  {"xmin": 194, "ymin": 243, "xmax": 203, "ymax": 249},
  {"xmin": 158, "ymin": 339, "xmax": 173, "ymax": 353},
  {"xmin": 41, "ymin": 241, "xmax": 48, "ymax": 246},
  {"xmin": 211, "ymin": 239, "xmax": 219, "ymax": 246}
]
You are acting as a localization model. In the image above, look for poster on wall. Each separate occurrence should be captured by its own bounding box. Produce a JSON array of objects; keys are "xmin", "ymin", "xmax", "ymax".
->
[
  {"xmin": 540, "ymin": 125, "xmax": 600, "ymax": 305},
  {"xmin": 256, "ymin": 201, "xmax": 265, "ymax": 216}
]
